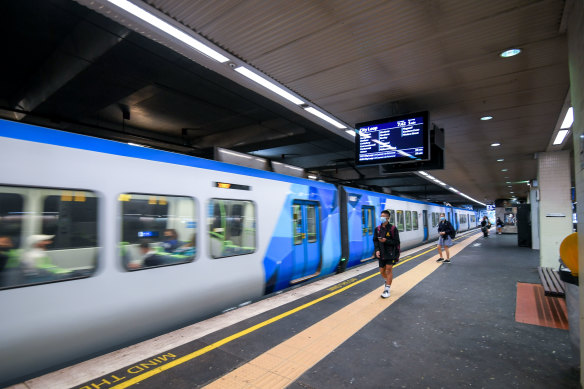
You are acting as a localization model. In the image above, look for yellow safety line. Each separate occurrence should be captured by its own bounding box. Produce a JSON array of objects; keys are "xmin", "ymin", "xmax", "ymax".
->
[{"xmin": 110, "ymin": 232, "xmax": 480, "ymax": 389}]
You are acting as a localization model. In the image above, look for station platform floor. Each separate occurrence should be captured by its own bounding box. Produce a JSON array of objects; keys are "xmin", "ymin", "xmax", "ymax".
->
[{"xmin": 8, "ymin": 230, "xmax": 580, "ymax": 389}]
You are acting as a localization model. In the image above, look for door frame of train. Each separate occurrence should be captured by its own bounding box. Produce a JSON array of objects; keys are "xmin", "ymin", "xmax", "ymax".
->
[{"xmin": 290, "ymin": 200, "xmax": 322, "ymax": 284}]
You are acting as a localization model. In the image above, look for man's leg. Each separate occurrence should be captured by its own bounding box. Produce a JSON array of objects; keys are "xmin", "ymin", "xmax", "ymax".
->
[
  {"xmin": 385, "ymin": 264, "xmax": 393, "ymax": 286},
  {"xmin": 379, "ymin": 267, "xmax": 386, "ymax": 285},
  {"xmin": 444, "ymin": 245, "xmax": 450, "ymax": 260},
  {"xmin": 437, "ymin": 244, "xmax": 444, "ymax": 261}
]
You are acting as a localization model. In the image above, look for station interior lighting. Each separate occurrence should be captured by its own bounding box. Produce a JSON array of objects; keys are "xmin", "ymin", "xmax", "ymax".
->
[
  {"xmin": 500, "ymin": 48, "xmax": 522, "ymax": 58},
  {"xmin": 553, "ymin": 129, "xmax": 570, "ymax": 145},
  {"xmin": 234, "ymin": 67, "xmax": 304, "ymax": 105},
  {"xmin": 481, "ymin": 116, "xmax": 493, "ymax": 121},
  {"xmin": 497, "ymin": 159, "xmax": 504, "ymax": 162},
  {"xmin": 491, "ymin": 142, "xmax": 501, "ymax": 147},
  {"xmin": 418, "ymin": 171, "xmax": 486, "ymax": 206},
  {"xmin": 561, "ymin": 107, "xmax": 574, "ymax": 129},
  {"xmin": 107, "ymin": 0, "xmax": 229, "ymax": 63},
  {"xmin": 303, "ymin": 107, "xmax": 347, "ymax": 129}
]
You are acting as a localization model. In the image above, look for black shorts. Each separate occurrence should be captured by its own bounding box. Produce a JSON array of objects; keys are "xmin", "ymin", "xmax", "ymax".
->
[{"xmin": 379, "ymin": 258, "xmax": 398, "ymax": 268}]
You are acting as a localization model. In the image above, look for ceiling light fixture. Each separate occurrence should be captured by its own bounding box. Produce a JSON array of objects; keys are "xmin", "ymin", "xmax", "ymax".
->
[
  {"xmin": 497, "ymin": 159, "xmax": 504, "ymax": 162},
  {"xmin": 303, "ymin": 107, "xmax": 347, "ymax": 129},
  {"xmin": 481, "ymin": 116, "xmax": 493, "ymax": 121},
  {"xmin": 491, "ymin": 143, "xmax": 501, "ymax": 147},
  {"xmin": 345, "ymin": 129, "xmax": 356, "ymax": 137},
  {"xmin": 107, "ymin": 0, "xmax": 229, "ymax": 63},
  {"xmin": 501, "ymin": 169, "xmax": 508, "ymax": 172},
  {"xmin": 553, "ymin": 129, "xmax": 570, "ymax": 145},
  {"xmin": 561, "ymin": 107, "xmax": 574, "ymax": 129},
  {"xmin": 234, "ymin": 67, "xmax": 304, "ymax": 105},
  {"xmin": 500, "ymin": 48, "xmax": 522, "ymax": 58}
]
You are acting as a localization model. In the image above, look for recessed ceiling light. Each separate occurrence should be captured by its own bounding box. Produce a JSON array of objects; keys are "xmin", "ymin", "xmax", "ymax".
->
[
  {"xmin": 561, "ymin": 107, "xmax": 574, "ymax": 129},
  {"xmin": 553, "ymin": 129, "xmax": 570, "ymax": 145},
  {"xmin": 491, "ymin": 143, "xmax": 501, "ymax": 147},
  {"xmin": 481, "ymin": 116, "xmax": 493, "ymax": 121},
  {"xmin": 506, "ymin": 181, "xmax": 511, "ymax": 184},
  {"xmin": 508, "ymin": 186, "xmax": 512, "ymax": 188},
  {"xmin": 510, "ymin": 191, "xmax": 514, "ymax": 194},
  {"xmin": 500, "ymin": 48, "xmax": 522, "ymax": 58},
  {"xmin": 501, "ymin": 169, "xmax": 508, "ymax": 172},
  {"xmin": 497, "ymin": 159, "xmax": 504, "ymax": 162}
]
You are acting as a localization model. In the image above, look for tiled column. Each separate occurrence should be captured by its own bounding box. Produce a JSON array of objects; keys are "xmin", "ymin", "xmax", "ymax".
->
[
  {"xmin": 537, "ymin": 151, "xmax": 572, "ymax": 268},
  {"xmin": 566, "ymin": 0, "xmax": 584, "ymax": 383}
]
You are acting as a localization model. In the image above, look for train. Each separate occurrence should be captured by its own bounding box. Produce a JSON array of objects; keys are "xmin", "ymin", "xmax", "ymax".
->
[{"xmin": 0, "ymin": 118, "xmax": 479, "ymax": 385}]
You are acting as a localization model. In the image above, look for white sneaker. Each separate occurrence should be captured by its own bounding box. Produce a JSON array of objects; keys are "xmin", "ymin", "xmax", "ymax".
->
[{"xmin": 381, "ymin": 287, "xmax": 390, "ymax": 298}]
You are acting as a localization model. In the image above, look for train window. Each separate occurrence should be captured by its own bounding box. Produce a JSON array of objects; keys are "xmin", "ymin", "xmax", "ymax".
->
[
  {"xmin": 396, "ymin": 210, "xmax": 404, "ymax": 232},
  {"xmin": 362, "ymin": 206, "xmax": 374, "ymax": 236},
  {"xmin": 209, "ymin": 199, "xmax": 256, "ymax": 259},
  {"xmin": 405, "ymin": 211, "xmax": 412, "ymax": 231},
  {"xmin": 389, "ymin": 210, "xmax": 395, "ymax": 226},
  {"xmin": 431, "ymin": 213, "xmax": 436, "ymax": 227},
  {"xmin": 307, "ymin": 205, "xmax": 317, "ymax": 243},
  {"xmin": 42, "ymin": 194, "xmax": 98, "ymax": 249},
  {"xmin": 413, "ymin": 211, "xmax": 418, "ymax": 230},
  {"xmin": 293, "ymin": 204, "xmax": 303, "ymax": 245},
  {"xmin": 0, "ymin": 186, "xmax": 98, "ymax": 290},
  {"xmin": 120, "ymin": 193, "xmax": 197, "ymax": 270}
]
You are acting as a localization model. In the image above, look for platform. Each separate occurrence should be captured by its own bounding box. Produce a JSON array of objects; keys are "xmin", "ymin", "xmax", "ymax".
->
[{"xmin": 9, "ymin": 231, "xmax": 579, "ymax": 389}]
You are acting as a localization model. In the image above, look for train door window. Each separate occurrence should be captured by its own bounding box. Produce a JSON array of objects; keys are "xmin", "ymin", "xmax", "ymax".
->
[
  {"xmin": 209, "ymin": 199, "xmax": 256, "ymax": 259},
  {"xmin": 306, "ymin": 205, "xmax": 317, "ymax": 243},
  {"xmin": 0, "ymin": 186, "xmax": 98, "ymax": 290},
  {"xmin": 293, "ymin": 204, "xmax": 303, "ymax": 244},
  {"xmin": 396, "ymin": 210, "xmax": 404, "ymax": 232},
  {"xmin": 405, "ymin": 211, "xmax": 412, "ymax": 231},
  {"xmin": 431, "ymin": 212, "xmax": 436, "ymax": 227},
  {"xmin": 361, "ymin": 207, "xmax": 374, "ymax": 236},
  {"xmin": 120, "ymin": 193, "xmax": 197, "ymax": 270},
  {"xmin": 413, "ymin": 211, "xmax": 418, "ymax": 230}
]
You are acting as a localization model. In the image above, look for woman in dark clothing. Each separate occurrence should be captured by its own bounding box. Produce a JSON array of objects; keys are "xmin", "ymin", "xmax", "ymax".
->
[{"xmin": 481, "ymin": 216, "xmax": 491, "ymax": 237}]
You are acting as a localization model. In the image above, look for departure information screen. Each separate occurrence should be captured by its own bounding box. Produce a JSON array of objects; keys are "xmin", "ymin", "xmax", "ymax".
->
[{"xmin": 355, "ymin": 112, "xmax": 429, "ymax": 165}]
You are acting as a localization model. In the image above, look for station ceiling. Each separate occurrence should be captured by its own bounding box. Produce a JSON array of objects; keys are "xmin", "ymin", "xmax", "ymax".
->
[{"xmin": 0, "ymin": 0, "xmax": 573, "ymax": 207}]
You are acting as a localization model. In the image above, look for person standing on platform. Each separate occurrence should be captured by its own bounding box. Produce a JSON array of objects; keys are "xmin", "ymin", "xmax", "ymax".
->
[
  {"xmin": 374, "ymin": 209, "xmax": 400, "ymax": 298},
  {"xmin": 436, "ymin": 213, "xmax": 454, "ymax": 263},
  {"xmin": 481, "ymin": 216, "xmax": 491, "ymax": 237},
  {"xmin": 496, "ymin": 217, "xmax": 504, "ymax": 234}
]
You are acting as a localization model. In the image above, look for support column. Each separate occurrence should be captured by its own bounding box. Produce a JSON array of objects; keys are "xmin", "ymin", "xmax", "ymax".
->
[
  {"xmin": 566, "ymin": 0, "xmax": 584, "ymax": 383},
  {"xmin": 537, "ymin": 151, "xmax": 572, "ymax": 268}
]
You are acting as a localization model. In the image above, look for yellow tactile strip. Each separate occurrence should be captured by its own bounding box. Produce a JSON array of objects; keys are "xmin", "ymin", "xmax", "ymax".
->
[{"xmin": 204, "ymin": 233, "xmax": 482, "ymax": 389}]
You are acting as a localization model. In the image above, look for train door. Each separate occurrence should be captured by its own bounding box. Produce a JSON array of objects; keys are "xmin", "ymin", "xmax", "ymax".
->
[
  {"xmin": 361, "ymin": 206, "xmax": 375, "ymax": 260},
  {"xmin": 422, "ymin": 210, "xmax": 428, "ymax": 241},
  {"xmin": 292, "ymin": 201, "xmax": 321, "ymax": 282}
]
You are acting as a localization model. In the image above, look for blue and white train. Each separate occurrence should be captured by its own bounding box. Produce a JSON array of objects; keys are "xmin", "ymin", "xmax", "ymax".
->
[{"xmin": 0, "ymin": 118, "xmax": 479, "ymax": 385}]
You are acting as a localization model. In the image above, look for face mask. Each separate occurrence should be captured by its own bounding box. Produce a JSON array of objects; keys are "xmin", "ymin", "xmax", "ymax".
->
[
  {"xmin": 379, "ymin": 217, "xmax": 388, "ymax": 224},
  {"xmin": 440, "ymin": 217, "xmax": 445, "ymax": 221}
]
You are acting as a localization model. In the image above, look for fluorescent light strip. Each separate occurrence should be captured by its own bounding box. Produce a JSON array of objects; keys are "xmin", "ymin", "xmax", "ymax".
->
[
  {"xmin": 235, "ymin": 67, "xmax": 304, "ymax": 105},
  {"xmin": 418, "ymin": 171, "xmax": 485, "ymax": 206},
  {"xmin": 272, "ymin": 161, "xmax": 303, "ymax": 172},
  {"xmin": 561, "ymin": 107, "xmax": 574, "ymax": 129},
  {"xmin": 108, "ymin": 0, "xmax": 229, "ymax": 63},
  {"xmin": 220, "ymin": 149, "xmax": 252, "ymax": 159},
  {"xmin": 304, "ymin": 107, "xmax": 347, "ymax": 129},
  {"xmin": 553, "ymin": 129, "xmax": 570, "ymax": 145},
  {"xmin": 345, "ymin": 129, "xmax": 356, "ymax": 137}
]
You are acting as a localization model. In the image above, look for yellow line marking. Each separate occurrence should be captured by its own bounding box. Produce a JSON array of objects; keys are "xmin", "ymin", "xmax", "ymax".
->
[
  {"xmin": 110, "ymin": 232, "xmax": 481, "ymax": 389},
  {"xmin": 203, "ymin": 232, "xmax": 483, "ymax": 389}
]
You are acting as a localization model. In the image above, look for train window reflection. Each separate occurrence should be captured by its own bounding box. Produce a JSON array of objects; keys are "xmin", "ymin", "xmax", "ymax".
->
[
  {"xmin": 413, "ymin": 211, "xmax": 418, "ymax": 230},
  {"xmin": 119, "ymin": 193, "xmax": 197, "ymax": 270},
  {"xmin": 405, "ymin": 211, "xmax": 412, "ymax": 231},
  {"xmin": 209, "ymin": 199, "xmax": 256, "ymax": 258},
  {"xmin": 0, "ymin": 186, "xmax": 98, "ymax": 290},
  {"xmin": 396, "ymin": 210, "xmax": 404, "ymax": 232}
]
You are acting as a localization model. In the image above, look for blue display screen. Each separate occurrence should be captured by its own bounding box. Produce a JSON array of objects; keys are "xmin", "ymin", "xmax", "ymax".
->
[
  {"xmin": 138, "ymin": 231, "xmax": 159, "ymax": 238},
  {"xmin": 355, "ymin": 111, "xmax": 430, "ymax": 165}
]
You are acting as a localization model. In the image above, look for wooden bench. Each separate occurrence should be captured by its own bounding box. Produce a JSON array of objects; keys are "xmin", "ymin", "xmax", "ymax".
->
[{"xmin": 538, "ymin": 267, "xmax": 566, "ymax": 297}]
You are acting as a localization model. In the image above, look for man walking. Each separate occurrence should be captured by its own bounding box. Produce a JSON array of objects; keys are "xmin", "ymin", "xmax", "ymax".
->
[
  {"xmin": 374, "ymin": 210, "xmax": 400, "ymax": 298},
  {"xmin": 436, "ymin": 213, "xmax": 454, "ymax": 263}
]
